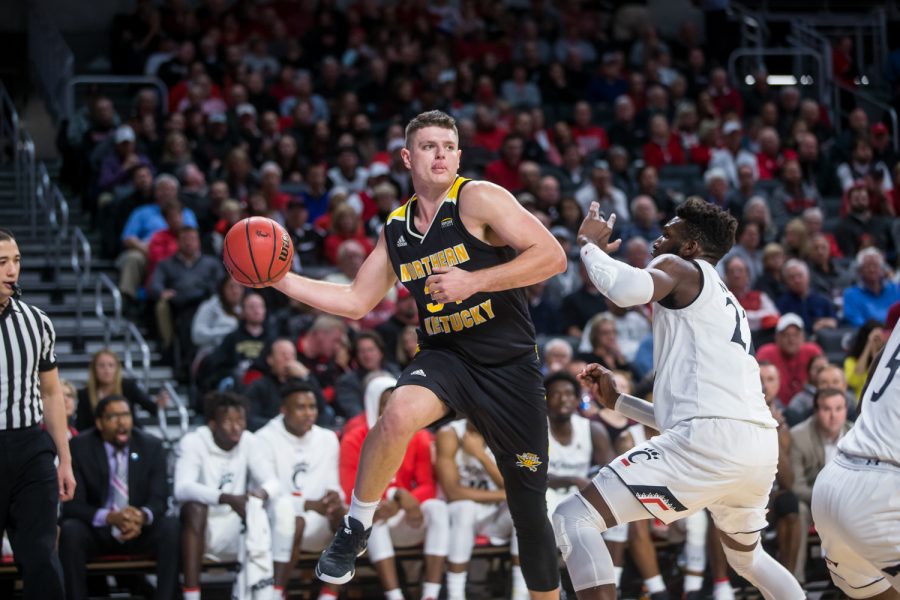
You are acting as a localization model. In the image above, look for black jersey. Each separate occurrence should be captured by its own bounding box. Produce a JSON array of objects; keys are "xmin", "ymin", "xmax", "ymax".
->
[{"xmin": 383, "ymin": 176, "xmax": 537, "ymax": 366}]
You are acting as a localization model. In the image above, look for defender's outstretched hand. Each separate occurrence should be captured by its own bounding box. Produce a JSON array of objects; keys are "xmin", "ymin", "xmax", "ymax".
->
[
  {"xmin": 577, "ymin": 202, "xmax": 622, "ymax": 253},
  {"xmin": 578, "ymin": 363, "xmax": 620, "ymax": 410}
]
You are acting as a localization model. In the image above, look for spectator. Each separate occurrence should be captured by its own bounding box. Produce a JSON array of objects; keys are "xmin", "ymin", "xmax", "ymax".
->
[
  {"xmin": 117, "ymin": 176, "xmax": 198, "ymax": 308},
  {"xmin": 775, "ymin": 259, "xmax": 837, "ymax": 335},
  {"xmin": 484, "ymin": 134, "xmax": 525, "ymax": 191},
  {"xmin": 843, "ymin": 320, "xmax": 886, "ymax": 399},
  {"xmin": 795, "ymin": 132, "xmax": 834, "ymax": 195},
  {"xmin": 709, "ymin": 120, "xmax": 756, "ymax": 188},
  {"xmin": 724, "ymin": 163, "xmax": 759, "ymax": 219},
  {"xmin": 769, "ymin": 159, "xmax": 822, "ymax": 230},
  {"xmin": 801, "ymin": 208, "xmax": 841, "ymax": 259},
  {"xmin": 553, "ymin": 196, "xmax": 585, "ymax": 237},
  {"xmin": 869, "ymin": 122, "xmax": 898, "ymax": 168},
  {"xmin": 707, "ymin": 67, "xmax": 743, "ymax": 118},
  {"xmin": 334, "ymin": 331, "xmax": 400, "ymax": 421},
  {"xmin": 757, "ymin": 363, "xmax": 802, "ymax": 577},
  {"xmin": 191, "ymin": 276, "xmax": 243, "ymax": 356},
  {"xmin": 574, "ymin": 160, "xmax": 629, "ymax": 220},
  {"xmin": 836, "ymin": 137, "xmax": 893, "ymax": 195},
  {"xmin": 258, "ymin": 162, "xmax": 292, "ymax": 213},
  {"xmin": 756, "ymin": 313, "xmax": 825, "ymax": 406},
  {"xmin": 607, "ymin": 96, "xmax": 645, "ymax": 155},
  {"xmin": 703, "ymin": 167, "xmax": 730, "ymax": 211},
  {"xmin": 256, "ymin": 382, "xmax": 345, "ymax": 599},
  {"xmin": 59, "ymin": 379, "xmax": 79, "ymax": 438},
  {"xmin": 376, "ymin": 287, "xmax": 419, "ymax": 364},
  {"xmin": 576, "ymin": 315, "xmax": 632, "ymax": 374},
  {"xmin": 395, "ymin": 325, "xmax": 419, "ymax": 370},
  {"xmin": 501, "ymin": 65, "xmax": 542, "ymax": 110},
  {"xmin": 842, "ymin": 248, "xmax": 900, "ymax": 327},
  {"xmin": 243, "ymin": 339, "xmax": 330, "ymax": 432},
  {"xmin": 75, "ymin": 350, "xmax": 164, "ymax": 432},
  {"xmin": 283, "ymin": 198, "xmax": 325, "ymax": 272},
  {"xmin": 784, "ymin": 362, "xmax": 855, "ymax": 428},
  {"xmin": 297, "ymin": 315, "xmax": 349, "ymax": 404},
  {"xmin": 97, "ymin": 125, "xmax": 153, "ymax": 192},
  {"xmin": 617, "ymin": 196, "xmax": 661, "ymax": 246},
  {"xmin": 571, "ymin": 101, "xmax": 608, "ymax": 157},
  {"xmin": 60, "ymin": 396, "xmax": 180, "ymax": 600},
  {"xmin": 789, "ymin": 387, "xmax": 852, "ymax": 582},
  {"xmin": 754, "ymin": 242, "xmax": 788, "ymax": 300},
  {"xmin": 542, "ymin": 338, "xmax": 574, "ymax": 374},
  {"xmin": 175, "ymin": 392, "xmax": 281, "ymax": 600},
  {"xmin": 560, "ymin": 262, "xmax": 607, "ymax": 338},
  {"xmin": 642, "ymin": 113, "xmax": 685, "ymax": 170},
  {"xmin": 756, "ymin": 127, "xmax": 797, "ymax": 181},
  {"xmin": 833, "ymin": 184, "xmax": 892, "ymax": 258},
  {"xmin": 723, "ymin": 255, "xmax": 779, "ymax": 334},
  {"xmin": 144, "ymin": 200, "xmax": 184, "ymax": 286},
  {"xmin": 588, "ymin": 51, "xmax": 628, "ymax": 104},
  {"xmin": 718, "ymin": 220, "xmax": 765, "ymax": 284},
  {"xmin": 340, "ymin": 375, "xmax": 448, "ymax": 600},
  {"xmin": 200, "ymin": 293, "xmax": 273, "ymax": 392},
  {"xmin": 804, "ymin": 233, "xmax": 854, "ymax": 302},
  {"xmin": 323, "ymin": 204, "xmax": 374, "ymax": 266},
  {"xmin": 525, "ymin": 280, "xmax": 560, "ymax": 336}
]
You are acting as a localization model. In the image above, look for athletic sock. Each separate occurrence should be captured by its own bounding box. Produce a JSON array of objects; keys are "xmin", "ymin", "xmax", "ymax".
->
[
  {"xmin": 384, "ymin": 588, "xmax": 404, "ymax": 600},
  {"xmin": 684, "ymin": 574, "xmax": 704, "ymax": 593},
  {"xmin": 446, "ymin": 571, "xmax": 467, "ymax": 600},
  {"xmin": 273, "ymin": 585, "xmax": 286, "ymax": 599},
  {"xmin": 713, "ymin": 578, "xmax": 735, "ymax": 600},
  {"xmin": 421, "ymin": 581, "xmax": 441, "ymax": 599},
  {"xmin": 348, "ymin": 491, "xmax": 379, "ymax": 529},
  {"xmin": 644, "ymin": 574, "xmax": 665, "ymax": 594},
  {"xmin": 613, "ymin": 566, "xmax": 623, "ymax": 588},
  {"xmin": 317, "ymin": 591, "xmax": 339, "ymax": 600},
  {"xmin": 183, "ymin": 589, "xmax": 200, "ymax": 600}
]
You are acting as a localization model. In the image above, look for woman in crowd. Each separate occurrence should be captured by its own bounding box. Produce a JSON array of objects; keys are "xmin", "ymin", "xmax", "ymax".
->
[
  {"xmin": 844, "ymin": 320, "xmax": 886, "ymax": 399},
  {"xmin": 75, "ymin": 349, "xmax": 166, "ymax": 430}
]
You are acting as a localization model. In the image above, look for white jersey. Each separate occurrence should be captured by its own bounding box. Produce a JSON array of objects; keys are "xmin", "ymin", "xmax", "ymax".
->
[
  {"xmin": 447, "ymin": 420, "xmax": 497, "ymax": 491},
  {"xmin": 838, "ymin": 323, "xmax": 900, "ymax": 465},
  {"xmin": 174, "ymin": 426, "xmax": 280, "ymax": 512},
  {"xmin": 652, "ymin": 259, "xmax": 777, "ymax": 431},
  {"xmin": 256, "ymin": 416, "xmax": 344, "ymax": 504},
  {"xmin": 548, "ymin": 415, "xmax": 593, "ymax": 479}
]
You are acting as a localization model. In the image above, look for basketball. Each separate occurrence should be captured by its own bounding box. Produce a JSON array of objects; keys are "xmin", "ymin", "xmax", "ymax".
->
[{"xmin": 222, "ymin": 216, "xmax": 294, "ymax": 288}]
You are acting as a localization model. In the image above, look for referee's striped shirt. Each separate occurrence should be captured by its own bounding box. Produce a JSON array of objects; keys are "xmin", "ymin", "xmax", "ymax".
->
[{"xmin": 0, "ymin": 297, "xmax": 58, "ymax": 429}]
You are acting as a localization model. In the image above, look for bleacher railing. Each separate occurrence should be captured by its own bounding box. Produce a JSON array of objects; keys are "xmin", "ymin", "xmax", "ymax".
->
[
  {"xmin": 71, "ymin": 227, "xmax": 91, "ymax": 352},
  {"xmin": 834, "ymin": 81, "xmax": 900, "ymax": 154},
  {"xmin": 158, "ymin": 381, "xmax": 190, "ymax": 443},
  {"xmin": 123, "ymin": 321, "xmax": 151, "ymax": 390},
  {"xmin": 0, "ymin": 81, "xmax": 18, "ymax": 163},
  {"xmin": 95, "ymin": 272, "xmax": 122, "ymax": 345}
]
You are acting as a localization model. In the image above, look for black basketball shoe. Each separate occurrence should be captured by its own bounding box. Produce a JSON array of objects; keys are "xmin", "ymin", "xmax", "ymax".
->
[{"xmin": 315, "ymin": 515, "xmax": 371, "ymax": 584}]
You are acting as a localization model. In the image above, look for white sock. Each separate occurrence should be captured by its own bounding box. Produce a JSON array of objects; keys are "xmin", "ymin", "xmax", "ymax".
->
[
  {"xmin": 684, "ymin": 574, "xmax": 704, "ymax": 593},
  {"xmin": 613, "ymin": 566, "xmax": 623, "ymax": 588},
  {"xmin": 183, "ymin": 590, "xmax": 200, "ymax": 600},
  {"xmin": 511, "ymin": 565, "xmax": 529, "ymax": 600},
  {"xmin": 348, "ymin": 491, "xmax": 379, "ymax": 529},
  {"xmin": 318, "ymin": 591, "xmax": 339, "ymax": 600},
  {"xmin": 446, "ymin": 571, "xmax": 467, "ymax": 600},
  {"xmin": 421, "ymin": 581, "xmax": 441, "ymax": 599},
  {"xmin": 713, "ymin": 578, "xmax": 735, "ymax": 600},
  {"xmin": 645, "ymin": 574, "xmax": 665, "ymax": 594},
  {"xmin": 385, "ymin": 588, "xmax": 404, "ymax": 600}
]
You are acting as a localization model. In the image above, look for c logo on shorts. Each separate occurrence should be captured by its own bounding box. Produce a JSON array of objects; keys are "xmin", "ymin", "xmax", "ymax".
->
[
  {"xmin": 620, "ymin": 448, "xmax": 661, "ymax": 467},
  {"xmin": 515, "ymin": 452, "xmax": 543, "ymax": 472}
]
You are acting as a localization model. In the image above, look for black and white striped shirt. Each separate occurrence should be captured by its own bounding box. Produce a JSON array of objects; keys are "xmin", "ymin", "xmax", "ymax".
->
[{"xmin": 0, "ymin": 297, "xmax": 58, "ymax": 429}]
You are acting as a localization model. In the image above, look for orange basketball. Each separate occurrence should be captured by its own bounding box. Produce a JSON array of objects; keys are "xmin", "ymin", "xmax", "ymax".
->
[{"xmin": 223, "ymin": 217, "xmax": 294, "ymax": 288}]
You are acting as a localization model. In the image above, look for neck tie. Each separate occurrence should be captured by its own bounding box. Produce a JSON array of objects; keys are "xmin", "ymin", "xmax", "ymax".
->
[{"xmin": 111, "ymin": 450, "xmax": 129, "ymax": 541}]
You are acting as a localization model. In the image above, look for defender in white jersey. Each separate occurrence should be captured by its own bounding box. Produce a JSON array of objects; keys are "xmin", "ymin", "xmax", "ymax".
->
[
  {"xmin": 256, "ymin": 382, "xmax": 345, "ymax": 599},
  {"xmin": 435, "ymin": 419, "xmax": 525, "ymax": 600},
  {"xmin": 174, "ymin": 392, "xmax": 281, "ymax": 599},
  {"xmin": 812, "ymin": 323, "xmax": 900, "ymax": 598},
  {"xmin": 553, "ymin": 198, "xmax": 804, "ymax": 600}
]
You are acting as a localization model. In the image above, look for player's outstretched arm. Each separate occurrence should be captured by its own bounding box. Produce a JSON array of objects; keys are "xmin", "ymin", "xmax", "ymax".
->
[
  {"xmin": 425, "ymin": 181, "xmax": 566, "ymax": 305},
  {"xmin": 273, "ymin": 231, "xmax": 397, "ymax": 320}
]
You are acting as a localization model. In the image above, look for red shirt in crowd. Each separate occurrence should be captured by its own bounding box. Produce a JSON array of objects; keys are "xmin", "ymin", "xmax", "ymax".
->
[
  {"xmin": 756, "ymin": 149, "xmax": 798, "ymax": 180},
  {"xmin": 709, "ymin": 86, "xmax": 744, "ymax": 118},
  {"xmin": 145, "ymin": 228, "xmax": 179, "ymax": 286},
  {"xmin": 484, "ymin": 159, "xmax": 523, "ymax": 191},
  {"xmin": 572, "ymin": 125, "xmax": 608, "ymax": 156},
  {"xmin": 755, "ymin": 341, "xmax": 824, "ymax": 406},
  {"xmin": 340, "ymin": 424, "xmax": 436, "ymax": 503},
  {"xmin": 473, "ymin": 126, "xmax": 508, "ymax": 153},
  {"xmin": 642, "ymin": 134, "xmax": 686, "ymax": 170},
  {"xmin": 323, "ymin": 230, "xmax": 374, "ymax": 265}
]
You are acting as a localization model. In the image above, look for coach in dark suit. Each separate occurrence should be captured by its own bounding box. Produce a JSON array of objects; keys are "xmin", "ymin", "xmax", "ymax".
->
[{"xmin": 59, "ymin": 395, "xmax": 179, "ymax": 600}]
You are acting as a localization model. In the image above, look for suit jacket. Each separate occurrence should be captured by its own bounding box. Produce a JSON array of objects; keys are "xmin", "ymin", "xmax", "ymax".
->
[
  {"xmin": 789, "ymin": 416, "xmax": 853, "ymax": 505},
  {"xmin": 62, "ymin": 427, "xmax": 168, "ymax": 526}
]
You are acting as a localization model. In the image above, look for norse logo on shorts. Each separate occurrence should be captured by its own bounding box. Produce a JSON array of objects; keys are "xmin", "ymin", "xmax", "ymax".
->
[
  {"xmin": 628, "ymin": 485, "xmax": 688, "ymax": 512},
  {"xmin": 620, "ymin": 448, "xmax": 661, "ymax": 467},
  {"xmin": 515, "ymin": 452, "xmax": 542, "ymax": 472}
]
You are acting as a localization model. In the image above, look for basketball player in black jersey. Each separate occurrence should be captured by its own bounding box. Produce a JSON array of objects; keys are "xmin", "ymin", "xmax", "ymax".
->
[{"xmin": 271, "ymin": 110, "xmax": 566, "ymax": 598}]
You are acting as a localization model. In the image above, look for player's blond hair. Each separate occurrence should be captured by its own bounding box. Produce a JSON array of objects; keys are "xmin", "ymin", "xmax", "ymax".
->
[{"xmin": 405, "ymin": 110, "xmax": 458, "ymax": 148}]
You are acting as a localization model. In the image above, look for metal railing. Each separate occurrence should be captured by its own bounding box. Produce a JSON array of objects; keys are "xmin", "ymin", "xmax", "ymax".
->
[
  {"xmin": 727, "ymin": 47, "xmax": 828, "ymax": 107},
  {"xmin": 28, "ymin": 1, "xmax": 74, "ymax": 124},
  {"xmin": 16, "ymin": 131, "xmax": 36, "ymax": 236},
  {"xmin": 0, "ymin": 81, "xmax": 17, "ymax": 164},
  {"xmin": 71, "ymin": 227, "xmax": 91, "ymax": 351},
  {"xmin": 95, "ymin": 272, "xmax": 122, "ymax": 345},
  {"xmin": 157, "ymin": 381, "xmax": 190, "ymax": 442},
  {"xmin": 123, "ymin": 321, "xmax": 151, "ymax": 390},
  {"xmin": 833, "ymin": 81, "xmax": 900, "ymax": 154}
]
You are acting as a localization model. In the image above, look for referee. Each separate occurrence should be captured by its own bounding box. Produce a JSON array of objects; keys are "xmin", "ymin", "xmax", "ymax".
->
[{"xmin": 0, "ymin": 228, "xmax": 74, "ymax": 599}]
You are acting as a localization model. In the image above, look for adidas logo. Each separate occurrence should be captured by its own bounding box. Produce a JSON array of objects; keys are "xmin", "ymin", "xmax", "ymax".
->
[
  {"xmin": 411, "ymin": 369, "xmax": 426, "ymax": 377},
  {"xmin": 397, "ymin": 235, "xmax": 408, "ymax": 247}
]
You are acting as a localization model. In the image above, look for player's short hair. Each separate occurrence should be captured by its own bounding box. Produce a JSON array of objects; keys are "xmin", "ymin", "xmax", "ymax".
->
[
  {"xmin": 405, "ymin": 110, "xmax": 458, "ymax": 148},
  {"xmin": 813, "ymin": 387, "xmax": 846, "ymax": 412},
  {"xmin": 94, "ymin": 394, "xmax": 130, "ymax": 420},
  {"xmin": 280, "ymin": 380, "xmax": 316, "ymax": 402},
  {"xmin": 0, "ymin": 229, "xmax": 15, "ymax": 242},
  {"xmin": 675, "ymin": 196, "xmax": 738, "ymax": 263},
  {"xmin": 203, "ymin": 391, "xmax": 248, "ymax": 422},
  {"xmin": 544, "ymin": 370, "xmax": 580, "ymax": 395}
]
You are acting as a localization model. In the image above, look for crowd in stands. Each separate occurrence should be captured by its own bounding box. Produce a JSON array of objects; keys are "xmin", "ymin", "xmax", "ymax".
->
[{"xmin": 35, "ymin": 0, "xmax": 900, "ymax": 597}]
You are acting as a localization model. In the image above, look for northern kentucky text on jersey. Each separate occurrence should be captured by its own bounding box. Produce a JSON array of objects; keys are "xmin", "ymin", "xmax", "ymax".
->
[
  {"xmin": 398, "ymin": 243, "xmax": 471, "ymax": 282},
  {"xmin": 422, "ymin": 298, "xmax": 495, "ymax": 336}
]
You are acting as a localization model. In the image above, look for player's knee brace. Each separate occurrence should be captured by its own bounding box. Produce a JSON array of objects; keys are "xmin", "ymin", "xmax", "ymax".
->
[
  {"xmin": 602, "ymin": 522, "xmax": 629, "ymax": 543},
  {"xmin": 552, "ymin": 493, "xmax": 618, "ymax": 591},
  {"xmin": 551, "ymin": 493, "xmax": 608, "ymax": 561}
]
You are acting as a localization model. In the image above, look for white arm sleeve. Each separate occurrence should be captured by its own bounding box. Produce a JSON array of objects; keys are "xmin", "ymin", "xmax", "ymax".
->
[
  {"xmin": 614, "ymin": 394, "xmax": 658, "ymax": 430},
  {"xmin": 580, "ymin": 243, "xmax": 655, "ymax": 307}
]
